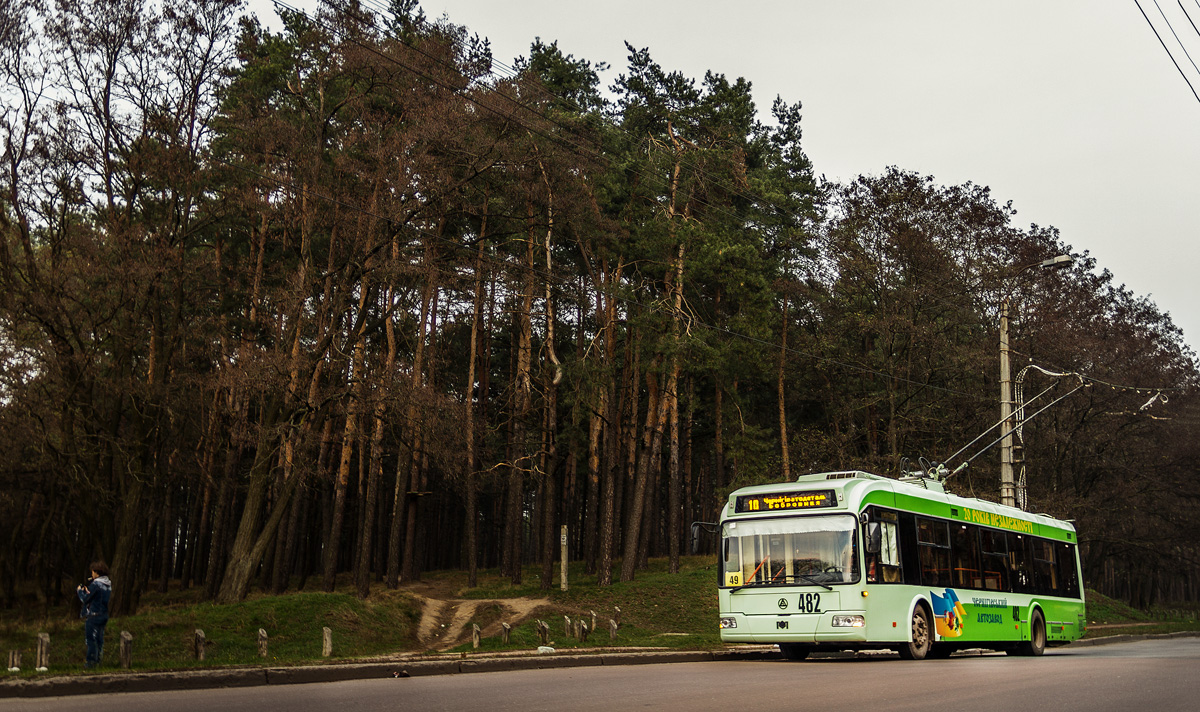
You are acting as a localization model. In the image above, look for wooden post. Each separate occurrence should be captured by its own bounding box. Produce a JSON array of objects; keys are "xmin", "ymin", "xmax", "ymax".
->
[
  {"xmin": 35, "ymin": 633, "xmax": 49, "ymax": 671},
  {"xmin": 563, "ymin": 615, "xmax": 571, "ymax": 636},
  {"xmin": 194, "ymin": 629, "xmax": 206, "ymax": 661},
  {"xmin": 580, "ymin": 621, "xmax": 590, "ymax": 643},
  {"xmin": 258, "ymin": 629, "xmax": 268, "ymax": 658},
  {"xmin": 501, "ymin": 623, "xmax": 512, "ymax": 644},
  {"xmin": 560, "ymin": 524, "xmax": 568, "ymax": 591},
  {"xmin": 609, "ymin": 619, "xmax": 619, "ymax": 641},
  {"xmin": 322, "ymin": 627, "xmax": 333, "ymax": 657},
  {"xmin": 590, "ymin": 610, "xmax": 597, "ymax": 633},
  {"xmin": 573, "ymin": 618, "xmax": 581, "ymax": 640},
  {"xmin": 614, "ymin": 606, "xmax": 621, "ymax": 627},
  {"xmin": 471, "ymin": 624, "xmax": 481, "ymax": 650},
  {"xmin": 119, "ymin": 632, "xmax": 133, "ymax": 670},
  {"xmin": 7, "ymin": 650, "xmax": 20, "ymax": 671},
  {"xmin": 535, "ymin": 620, "xmax": 550, "ymax": 645}
]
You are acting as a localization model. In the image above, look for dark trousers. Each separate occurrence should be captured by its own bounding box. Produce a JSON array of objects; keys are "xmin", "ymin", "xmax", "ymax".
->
[{"xmin": 85, "ymin": 616, "xmax": 108, "ymax": 667}]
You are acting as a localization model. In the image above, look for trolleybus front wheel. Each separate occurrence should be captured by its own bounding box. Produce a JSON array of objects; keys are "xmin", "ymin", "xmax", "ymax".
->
[{"xmin": 897, "ymin": 605, "xmax": 932, "ymax": 660}]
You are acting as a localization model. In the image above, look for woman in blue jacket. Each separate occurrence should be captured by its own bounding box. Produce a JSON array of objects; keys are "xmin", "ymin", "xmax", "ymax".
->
[{"xmin": 77, "ymin": 561, "xmax": 111, "ymax": 669}]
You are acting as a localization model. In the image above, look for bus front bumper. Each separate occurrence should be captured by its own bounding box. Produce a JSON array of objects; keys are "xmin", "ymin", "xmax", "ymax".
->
[{"xmin": 719, "ymin": 611, "xmax": 870, "ymax": 644}]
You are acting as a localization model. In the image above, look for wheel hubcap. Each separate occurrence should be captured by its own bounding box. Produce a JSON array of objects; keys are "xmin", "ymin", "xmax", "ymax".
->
[{"xmin": 912, "ymin": 612, "xmax": 928, "ymax": 647}]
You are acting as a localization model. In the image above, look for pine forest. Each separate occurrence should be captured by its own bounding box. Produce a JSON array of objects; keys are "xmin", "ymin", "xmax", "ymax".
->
[{"xmin": 1, "ymin": 0, "xmax": 1198, "ymax": 617}]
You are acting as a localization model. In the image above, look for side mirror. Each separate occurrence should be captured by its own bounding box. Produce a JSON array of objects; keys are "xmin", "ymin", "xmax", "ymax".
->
[
  {"xmin": 865, "ymin": 522, "xmax": 881, "ymax": 554},
  {"xmin": 691, "ymin": 521, "xmax": 719, "ymax": 556}
]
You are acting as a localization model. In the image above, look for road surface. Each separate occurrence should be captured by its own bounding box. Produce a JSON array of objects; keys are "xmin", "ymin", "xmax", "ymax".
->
[{"xmin": 7, "ymin": 637, "xmax": 1199, "ymax": 711}]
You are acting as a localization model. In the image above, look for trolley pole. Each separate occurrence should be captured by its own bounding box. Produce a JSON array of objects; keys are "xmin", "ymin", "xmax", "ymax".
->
[{"xmin": 999, "ymin": 299, "xmax": 1015, "ymax": 508}]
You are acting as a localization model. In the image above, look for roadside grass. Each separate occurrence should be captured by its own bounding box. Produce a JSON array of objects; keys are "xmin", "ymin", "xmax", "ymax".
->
[
  {"xmin": 4, "ymin": 561, "xmax": 1199, "ymax": 676},
  {"xmin": 1081, "ymin": 589, "xmax": 1200, "ymax": 638},
  {"xmin": 0, "ymin": 586, "xmax": 421, "ymax": 676},
  {"xmin": 447, "ymin": 555, "xmax": 722, "ymax": 653}
]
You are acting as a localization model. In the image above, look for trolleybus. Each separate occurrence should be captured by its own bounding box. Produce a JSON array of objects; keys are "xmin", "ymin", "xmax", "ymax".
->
[{"xmin": 718, "ymin": 470, "xmax": 1085, "ymax": 659}]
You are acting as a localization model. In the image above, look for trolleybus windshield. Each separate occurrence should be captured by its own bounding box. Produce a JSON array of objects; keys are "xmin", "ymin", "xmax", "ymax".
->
[{"xmin": 722, "ymin": 515, "xmax": 859, "ymax": 589}]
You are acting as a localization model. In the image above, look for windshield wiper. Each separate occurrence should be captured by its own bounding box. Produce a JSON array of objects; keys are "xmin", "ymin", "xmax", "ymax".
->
[
  {"xmin": 729, "ymin": 573, "xmax": 833, "ymax": 593},
  {"xmin": 788, "ymin": 573, "xmax": 834, "ymax": 591}
]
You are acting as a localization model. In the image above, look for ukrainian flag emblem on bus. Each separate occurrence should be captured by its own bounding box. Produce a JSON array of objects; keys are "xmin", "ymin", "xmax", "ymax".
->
[{"xmin": 931, "ymin": 589, "xmax": 966, "ymax": 638}]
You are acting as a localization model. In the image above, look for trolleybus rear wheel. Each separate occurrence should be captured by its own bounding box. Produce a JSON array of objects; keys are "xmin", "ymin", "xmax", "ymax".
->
[{"xmin": 1012, "ymin": 609, "xmax": 1046, "ymax": 656}]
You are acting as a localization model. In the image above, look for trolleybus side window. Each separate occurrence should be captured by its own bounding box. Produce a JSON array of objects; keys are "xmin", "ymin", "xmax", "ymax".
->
[
  {"xmin": 951, "ymin": 523, "xmax": 982, "ymax": 589},
  {"xmin": 916, "ymin": 517, "xmax": 951, "ymax": 587},
  {"xmin": 1008, "ymin": 533, "xmax": 1034, "ymax": 593},
  {"xmin": 979, "ymin": 528, "xmax": 1009, "ymax": 591},
  {"xmin": 1033, "ymin": 538, "xmax": 1057, "ymax": 594},
  {"xmin": 898, "ymin": 513, "xmax": 922, "ymax": 585},
  {"xmin": 1057, "ymin": 543, "xmax": 1080, "ymax": 598},
  {"xmin": 864, "ymin": 508, "xmax": 901, "ymax": 583}
]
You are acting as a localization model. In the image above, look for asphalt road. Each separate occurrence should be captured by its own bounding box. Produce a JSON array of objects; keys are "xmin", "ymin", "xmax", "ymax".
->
[{"xmin": 7, "ymin": 638, "xmax": 1199, "ymax": 712}]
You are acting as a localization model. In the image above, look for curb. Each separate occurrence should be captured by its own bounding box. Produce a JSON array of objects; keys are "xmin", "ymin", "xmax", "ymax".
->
[
  {"xmin": 1067, "ymin": 630, "xmax": 1200, "ymax": 647},
  {"xmin": 0, "ymin": 649, "xmax": 778, "ymax": 699}
]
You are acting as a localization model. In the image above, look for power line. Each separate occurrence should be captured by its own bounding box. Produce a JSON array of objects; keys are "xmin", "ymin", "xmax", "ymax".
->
[
  {"xmin": 1179, "ymin": 1, "xmax": 1200, "ymax": 40},
  {"xmin": 1153, "ymin": 0, "xmax": 1200, "ymax": 74},
  {"xmin": 1135, "ymin": 0, "xmax": 1200, "ymax": 106}
]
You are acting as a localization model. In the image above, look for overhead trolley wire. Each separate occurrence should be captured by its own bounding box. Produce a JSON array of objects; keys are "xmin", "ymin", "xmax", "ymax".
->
[
  {"xmin": 1153, "ymin": 0, "xmax": 1200, "ymax": 74},
  {"xmin": 1135, "ymin": 0, "xmax": 1200, "ymax": 106}
]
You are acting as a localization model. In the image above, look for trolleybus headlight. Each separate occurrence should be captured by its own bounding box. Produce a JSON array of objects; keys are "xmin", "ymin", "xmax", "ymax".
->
[
  {"xmin": 831, "ymin": 615, "xmax": 865, "ymax": 628},
  {"xmin": 719, "ymin": 617, "xmax": 737, "ymax": 629}
]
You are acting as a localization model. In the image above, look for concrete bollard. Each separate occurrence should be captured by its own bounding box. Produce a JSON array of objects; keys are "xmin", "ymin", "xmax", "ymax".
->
[
  {"xmin": 35, "ymin": 633, "xmax": 49, "ymax": 671},
  {"xmin": 609, "ymin": 619, "xmax": 619, "ymax": 641},
  {"xmin": 8, "ymin": 650, "xmax": 20, "ymax": 671},
  {"xmin": 323, "ymin": 627, "xmax": 333, "ymax": 657},
  {"xmin": 614, "ymin": 606, "xmax": 621, "ymax": 627},
  {"xmin": 563, "ymin": 616, "xmax": 571, "ymax": 637},
  {"xmin": 119, "ymin": 631, "xmax": 133, "ymax": 669},
  {"xmin": 472, "ymin": 624, "xmax": 481, "ymax": 650},
  {"xmin": 258, "ymin": 629, "xmax": 268, "ymax": 658},
  {"xmin": 194, "ymin": 629, "xmax": 206, "ymax": 661},
  {"xmin": 501, "ymin": 622, "xmax": 512, "ymax": 644}
]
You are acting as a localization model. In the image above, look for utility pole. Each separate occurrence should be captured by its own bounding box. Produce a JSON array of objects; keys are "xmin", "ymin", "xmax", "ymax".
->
[
  {"xmin": 999, "ymin": 254, "xmax": 1072, "ymax": 509},
  {"xmin": 999, "ymin": 300, "xmax": 1015, "ymax": 508}
]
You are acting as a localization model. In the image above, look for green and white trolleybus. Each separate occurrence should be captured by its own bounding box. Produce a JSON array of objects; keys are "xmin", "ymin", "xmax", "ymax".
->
[{"xmin": 718, "ymin": 471, "xmax": 1085, "ymax": 659}]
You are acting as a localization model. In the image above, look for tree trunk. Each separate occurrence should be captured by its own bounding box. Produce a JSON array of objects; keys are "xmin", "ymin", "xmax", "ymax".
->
[
  {"xmin": 324, "ymin": 292, "xmax": 369, "ymax": 592},
  {"xmin": 464, "ymin": 231, "xmax": 486, "ymax": 588},
  {"xmin": 621, "ymin": 362, "xmax": 667, "ymax": 582}
]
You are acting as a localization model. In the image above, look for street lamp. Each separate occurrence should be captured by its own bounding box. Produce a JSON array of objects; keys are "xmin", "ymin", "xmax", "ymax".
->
[{"xmin": 999, "ymin": 254, "xmax": 1072, "ymax": 508}]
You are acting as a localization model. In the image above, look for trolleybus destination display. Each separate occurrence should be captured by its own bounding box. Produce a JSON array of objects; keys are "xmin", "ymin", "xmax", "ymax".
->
[{"xmin": 735, "ymin": 489, "xmax": 836, "ymax": 513}]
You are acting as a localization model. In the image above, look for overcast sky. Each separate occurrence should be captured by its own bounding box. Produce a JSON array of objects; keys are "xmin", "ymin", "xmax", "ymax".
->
[{"xmin": 251, "ymin": 1, "xmax": 1200, "ymax": 351}]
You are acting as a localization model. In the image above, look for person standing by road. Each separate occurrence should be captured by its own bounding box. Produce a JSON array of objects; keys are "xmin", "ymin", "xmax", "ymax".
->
[{"xmin": 77, "ymin": 562, "xmax": 111, "ymax": 669}]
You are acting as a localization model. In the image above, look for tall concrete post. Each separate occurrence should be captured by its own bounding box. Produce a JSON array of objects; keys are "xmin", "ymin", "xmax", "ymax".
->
[{"xmin": 999, "ymin": 300, "xmax": 1015, "ymax": 508}]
